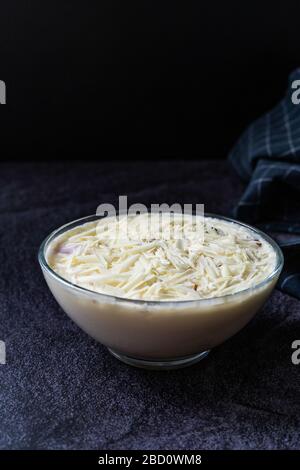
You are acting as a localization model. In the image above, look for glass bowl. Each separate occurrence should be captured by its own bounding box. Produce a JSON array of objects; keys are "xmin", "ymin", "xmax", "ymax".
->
[{"xmin": 38, "ymin": 214, "xmax": 284, "ymax": 370}]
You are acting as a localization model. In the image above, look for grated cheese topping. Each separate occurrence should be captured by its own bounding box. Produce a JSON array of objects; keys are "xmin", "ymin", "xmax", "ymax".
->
[{"xmin": 47, "ymin": 214, "xmax": 277, "ymax": 301}]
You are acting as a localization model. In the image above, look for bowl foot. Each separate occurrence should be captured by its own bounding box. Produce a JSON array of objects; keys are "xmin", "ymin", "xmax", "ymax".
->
[{"xmin": 107, "ymin": 349, "xmax": 210, "ymax": 370}]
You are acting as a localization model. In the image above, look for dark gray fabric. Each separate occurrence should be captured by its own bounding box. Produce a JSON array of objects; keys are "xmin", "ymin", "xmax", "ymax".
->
[
  {"xmin": 0, "ymin": 161, "xmax": 299, "ymax": 450},
  {"xmin": 229, "ymin": 68, "xmax": 300, "ymax": 299}
]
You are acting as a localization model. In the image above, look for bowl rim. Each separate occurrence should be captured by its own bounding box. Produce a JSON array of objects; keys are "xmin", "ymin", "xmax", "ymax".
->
[{"xmin": 38, "ymin": 213, "xmax": 284, "ymax": 307}]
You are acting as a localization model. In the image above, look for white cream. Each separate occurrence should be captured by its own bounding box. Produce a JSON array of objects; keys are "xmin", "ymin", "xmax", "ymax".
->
[
  {"xmin": 41, "ymin": 214, "xmax": 281, "ymax": 361},
  {"xmin": 47, "ymin": 214, "xmax": 276, "ymax": 301}
]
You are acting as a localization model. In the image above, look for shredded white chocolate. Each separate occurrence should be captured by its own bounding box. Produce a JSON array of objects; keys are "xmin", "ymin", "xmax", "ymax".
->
[{"xmin": 47, "ymin": 214, "xmax": 277, "ymax": 301}]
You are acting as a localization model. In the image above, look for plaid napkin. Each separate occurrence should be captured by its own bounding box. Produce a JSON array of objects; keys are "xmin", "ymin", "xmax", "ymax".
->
[{"xmin": 229, "ymin": 69, "xmax": 300, "ymax": 299}]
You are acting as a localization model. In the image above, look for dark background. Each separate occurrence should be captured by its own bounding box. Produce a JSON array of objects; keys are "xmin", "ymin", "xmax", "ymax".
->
[
  {"xmin": 1, "ymin": 3, "xmax": 300, "ymax": 452},
  {"xmin": 0, "ymin": 1, "xmax": 299, "ymax": 161}
]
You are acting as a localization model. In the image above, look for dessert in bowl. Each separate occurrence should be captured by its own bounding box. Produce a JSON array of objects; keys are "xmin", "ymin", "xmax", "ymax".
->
[{"xmin": 38, "ymin": 213, "xmax": 283, "ymax": 369}]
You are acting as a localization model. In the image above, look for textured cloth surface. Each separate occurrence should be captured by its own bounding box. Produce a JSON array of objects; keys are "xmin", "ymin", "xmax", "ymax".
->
[
  {"xmin": 0, "ymin": 161, "xmax": 299, "ymax": 450},
  {"xmin": 229, "ymin": 68, "xmax": 300, "ymax": 299}
]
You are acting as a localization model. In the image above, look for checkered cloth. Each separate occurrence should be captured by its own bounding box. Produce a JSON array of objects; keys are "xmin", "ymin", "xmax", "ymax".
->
[{"xmin": 229, "ymin": 69, "xmax": 300, "ymax": 299}]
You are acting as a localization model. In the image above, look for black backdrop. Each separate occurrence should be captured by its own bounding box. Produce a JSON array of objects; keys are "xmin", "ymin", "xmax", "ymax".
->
[{"xmin": 0, "ymin": 1, "xmax": 299, "ymax": 161}]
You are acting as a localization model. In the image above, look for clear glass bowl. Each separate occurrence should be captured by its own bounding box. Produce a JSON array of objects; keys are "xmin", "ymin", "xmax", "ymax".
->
[{"xmin": 38, "ymin": 214, "xmax": 284, "ymax": 370}]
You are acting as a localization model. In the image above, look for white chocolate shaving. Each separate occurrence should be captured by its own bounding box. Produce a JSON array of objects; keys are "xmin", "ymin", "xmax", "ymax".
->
[{"xmin": 48, "ymin": 214, "xmax": 277, "ymax": 301}]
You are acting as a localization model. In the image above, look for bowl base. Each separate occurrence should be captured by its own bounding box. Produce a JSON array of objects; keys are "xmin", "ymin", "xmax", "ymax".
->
[{"xmin": 107, "ymin": 348, "xmax": 210, "ymax": 370}]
